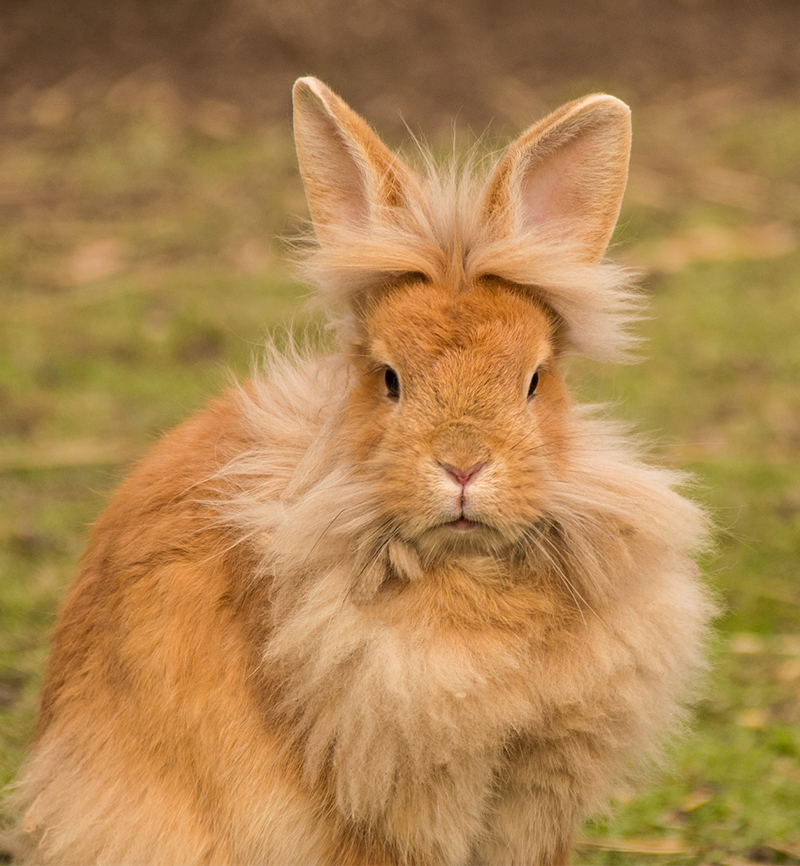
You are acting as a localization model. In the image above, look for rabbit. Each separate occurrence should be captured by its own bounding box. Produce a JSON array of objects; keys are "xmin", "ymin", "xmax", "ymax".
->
[{"xmin": 11, "ymin": 77, "xmax": 715, "ymax": 866}]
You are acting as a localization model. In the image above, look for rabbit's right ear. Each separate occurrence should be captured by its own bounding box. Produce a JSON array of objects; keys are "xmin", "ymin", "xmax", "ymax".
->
[{"xmin": 292, "ymin": 77, "xmax": 415, "ymax": 241}]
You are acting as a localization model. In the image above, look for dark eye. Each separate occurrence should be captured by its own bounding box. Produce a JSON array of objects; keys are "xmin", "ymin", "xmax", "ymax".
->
[
  {"xmin": 527, "ymin": 370, "xmax": 539, "ymax": 400},
  {"xmin": 384, "ymin": 366, "xmax": 400, "ymax": 400}
]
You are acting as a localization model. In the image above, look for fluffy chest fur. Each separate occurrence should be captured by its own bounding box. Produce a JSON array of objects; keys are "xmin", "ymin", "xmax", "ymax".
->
[
  {"xmin": 265, "ymin": 561, "xmax": 562, "ymax": 862},
  {"xmin": 260, "ymin": 546, "xmax": 705, "ymax": 865}
]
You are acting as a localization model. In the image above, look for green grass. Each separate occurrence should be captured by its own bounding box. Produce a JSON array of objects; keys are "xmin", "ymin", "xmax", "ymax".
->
[{"xmin": 2, "ymin": 96, "xmax": 799, "ymax": 864}]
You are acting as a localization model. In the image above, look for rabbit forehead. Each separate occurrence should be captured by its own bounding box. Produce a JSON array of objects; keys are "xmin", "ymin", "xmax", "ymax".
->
[{"xmin": 364, "ymin": 280, "xmax": 555, "ymax": 372}]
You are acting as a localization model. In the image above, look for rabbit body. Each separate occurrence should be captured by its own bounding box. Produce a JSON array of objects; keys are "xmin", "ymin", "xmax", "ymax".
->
[{"xmin": 14, "ymin": 79, "xmax": 714, "ymax": 866}]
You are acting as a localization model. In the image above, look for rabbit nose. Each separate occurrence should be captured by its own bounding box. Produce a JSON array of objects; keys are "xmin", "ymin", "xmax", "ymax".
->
[{"xmin": 439, "ymin": 462, "xmax": 486, "ymax": 488}]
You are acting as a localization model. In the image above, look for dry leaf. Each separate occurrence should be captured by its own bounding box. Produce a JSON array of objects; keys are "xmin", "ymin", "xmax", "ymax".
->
[
  {"xmin": 778, "ymin": 658, "xmax": 800, "ymax": 682},
  {"xmin": 778, "ymin": 635, "xmax": 800, "ymax": 656},
  {"xmin": 229, "ymin": 238, "xmax": 271, "ymax": 275},
  {"xmin": 634, "ymin": 222, "xmax": 797, "ymax": 274},
  {"xmin": 0, "ymin": 439, "xmax": 138, "ymax": 472},
  {"xmin": 578, "ymin": 836, "xmax": 690, "ymax": 855},
  {"xmin": 766, "ymin": 841, "xmax": 800, "ymax": 861},
  {"xmin": 680, "ymin": 787, "xmax": 713, "ymax": 812},
  {"xmin": 693, "ymin": 166, "xmax": 771, "ymax": 211},
  {"xmin": 195, "ymin": 100, "xmax": 241, "ymax": 140},
  {"xmin": 628, "ymin": 166, "xmax": 676, "ymax": 211},
  {"xmin": 30, "ymin": 87, "xmax": 73, "ymax": 128},
  {"xmin": 736, "ymin": 708, "xmax": 768, "ymax": 729},
  {"xmin": 729, "ymin": 633, "xmax": 767, "ymax": 655},
  {"xmin": 69, "ymin": 239, "xmax": 127, "ymax": 285}
]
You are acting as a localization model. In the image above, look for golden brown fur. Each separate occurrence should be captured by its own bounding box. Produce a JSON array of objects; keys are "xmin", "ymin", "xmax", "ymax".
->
[{"xmin": 12, "ymin": 78, "xmax": 715, "ymax": 865}]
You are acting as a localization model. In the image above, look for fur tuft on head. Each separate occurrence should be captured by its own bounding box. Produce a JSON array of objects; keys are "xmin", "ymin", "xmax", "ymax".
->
[{"xmin": 294, "ymin": 78, "xmax": 641, "ymax": 361}]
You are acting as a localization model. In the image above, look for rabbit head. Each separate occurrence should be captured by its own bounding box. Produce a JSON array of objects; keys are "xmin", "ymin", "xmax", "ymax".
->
[{"xmin": 291, "ymin": 78, "xmax": 636, "ymax": 568}]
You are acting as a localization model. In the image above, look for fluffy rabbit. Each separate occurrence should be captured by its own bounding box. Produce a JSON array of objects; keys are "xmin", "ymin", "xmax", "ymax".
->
[{"xmin": 13, "ymin": 78, "xmax": 714, "ymax": 865}]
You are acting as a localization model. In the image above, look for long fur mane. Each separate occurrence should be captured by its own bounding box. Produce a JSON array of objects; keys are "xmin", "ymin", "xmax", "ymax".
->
[{"xmin": 299, "ymin": 150, "xmax": 643, "ymax": 361}]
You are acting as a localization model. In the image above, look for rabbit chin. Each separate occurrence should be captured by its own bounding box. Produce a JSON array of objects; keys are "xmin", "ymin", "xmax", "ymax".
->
[{"xmin": 412, "ymin": 515, "xmax": 524, "ymax": 560}]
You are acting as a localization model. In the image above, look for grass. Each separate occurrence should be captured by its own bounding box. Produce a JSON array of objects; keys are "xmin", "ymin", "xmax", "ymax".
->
[{"xmin": 1, "ymin": 91, "xmax": 799, "ymax": 864}]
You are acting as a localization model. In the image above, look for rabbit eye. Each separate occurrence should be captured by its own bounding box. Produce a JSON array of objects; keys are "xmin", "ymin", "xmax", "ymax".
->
[
  {"xmin": 384, "ymin": 366, "xmax": 400, "ymax": 400},
  {"xmin": 527, "ymin": 370, "xmax": 539, "ymax": 400}
]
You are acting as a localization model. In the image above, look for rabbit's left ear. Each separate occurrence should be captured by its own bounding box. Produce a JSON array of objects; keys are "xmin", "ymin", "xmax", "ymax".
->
[{"xmin": 484, "ymin": 94, "xmax": 632, "ymax": 264}]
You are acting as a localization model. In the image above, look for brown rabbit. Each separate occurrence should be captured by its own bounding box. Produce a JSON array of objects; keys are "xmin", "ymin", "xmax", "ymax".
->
[{"xmin": 13, "ymin": 78, "xmax": 715, "ymax": 865}]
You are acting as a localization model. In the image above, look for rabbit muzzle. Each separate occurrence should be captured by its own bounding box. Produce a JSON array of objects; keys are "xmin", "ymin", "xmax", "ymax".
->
[
  {"xmin": 432, "ymin": 423, "xmax": 492, "ymax": 513},
  {"xmin": 433, "ymin": 422, "xmax": 490, "ymax": 485}
]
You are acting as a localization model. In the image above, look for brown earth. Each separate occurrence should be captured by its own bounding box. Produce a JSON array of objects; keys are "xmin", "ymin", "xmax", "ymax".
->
[{"xmin": 1, "ymin": 0, "xmax": 799, "ymax": 133}]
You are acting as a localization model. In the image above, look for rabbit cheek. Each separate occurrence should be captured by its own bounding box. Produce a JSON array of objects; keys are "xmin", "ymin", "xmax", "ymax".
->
[{"xmin": 362, "ymin": 434, "xmax": 440, "ymax": 535}]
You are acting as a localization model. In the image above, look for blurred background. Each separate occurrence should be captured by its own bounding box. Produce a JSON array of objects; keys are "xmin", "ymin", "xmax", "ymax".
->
[{"xmin": 1, "ymin": 1, "xmax": 799, "ymax": 863}]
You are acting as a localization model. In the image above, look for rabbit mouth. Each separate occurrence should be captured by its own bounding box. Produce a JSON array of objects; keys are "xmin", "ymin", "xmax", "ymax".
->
[
  {"xmin": 413, "ymin": 513, "xmax": 519, "ymax": 559},
  {"xmin": 446, "ymin": 517, "xmax": 483, "ymax": 531},
  {"xmin": 436, "ymin": 515, "xmax": 501, "ymax": 538}
]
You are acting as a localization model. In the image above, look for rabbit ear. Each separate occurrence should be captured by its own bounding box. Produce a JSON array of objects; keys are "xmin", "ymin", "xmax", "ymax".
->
[
  {"xmin": 292, "ymin": 77, "xmax": 415, "ymax": 239},
  {"xmin": 484, "ymin": 94, "xmax": 631, "ymax": 263}
]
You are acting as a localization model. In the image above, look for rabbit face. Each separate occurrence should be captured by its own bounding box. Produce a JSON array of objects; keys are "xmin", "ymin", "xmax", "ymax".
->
[
  {"xmin": 292, "ymin": 75, "xmax": 635, "ymax": 566},
  {"xmin": 346, "ymin": 276, "xmax": 570, "ymax": 558}
]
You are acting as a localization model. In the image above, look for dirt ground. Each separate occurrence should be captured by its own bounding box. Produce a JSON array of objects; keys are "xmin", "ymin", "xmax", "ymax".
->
[{"xmin": 2, "ymin": 0, "xmax": 799, "ymax": 133}]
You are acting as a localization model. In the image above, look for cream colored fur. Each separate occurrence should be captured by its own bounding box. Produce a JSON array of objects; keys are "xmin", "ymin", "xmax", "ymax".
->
[{"xmin": 11, "ymin": 78, "xmax": 715, "ymax": 866}]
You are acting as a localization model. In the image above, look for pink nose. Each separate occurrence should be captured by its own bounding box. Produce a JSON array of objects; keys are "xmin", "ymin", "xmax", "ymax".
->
[{"xmin": 439, "ymin": 462, "xmax": 486, "ymax": 488}]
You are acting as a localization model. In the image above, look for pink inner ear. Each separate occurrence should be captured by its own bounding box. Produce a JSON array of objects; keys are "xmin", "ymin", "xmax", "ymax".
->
[
  {"xmin": 315, "ymin": 119, "xmax": 370, "ymax": 227},
  {"xmin": 333, "ymin": 144, "xmax": 371, "ymax": 227},
  {"xmin": 517, "ymin": 136, "xmax": 592, "ymax": 236},
  {"xmin": 295, "ymin": 94, "xmax": 371, "ymax": 229}
]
